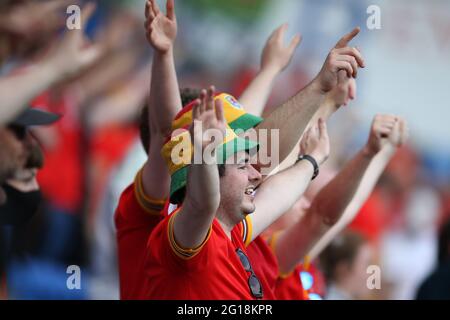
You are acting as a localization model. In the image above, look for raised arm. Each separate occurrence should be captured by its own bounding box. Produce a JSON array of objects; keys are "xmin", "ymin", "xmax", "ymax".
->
[
  {"xmin": 0, "ymin": 3, "xmax": 101, "ymax": 125},
  {"xmin": 256, "ymin": 28, "xmax": 364, "ymax": 173},
  {"xmin": 141, "ymin": 0, "xmax": 183, "ymax": 199},
  {"xmin": 0, "ymin": 0, "xmax": 70, "ymax": 38},
  {"xmin": 239, "ymin": 24, "xmax": 301, "ymax": 117},
  {"xmin": 250, "ymin": 118, "xmax": 330, "ymax": 241},
  {"xmin": 307, "ymin": 118, "xmax": 409, "ymax": 261},
  {"xmin": 277, "ymin": 71, "xmax": 357, "ymax": 172},
  {"xmin": 173, "ymin": 88, "xmax": 226, "ymax": 248},
  {"xmin": 274, "ymin": 115, "xmax": 407, "ymax": 274}
]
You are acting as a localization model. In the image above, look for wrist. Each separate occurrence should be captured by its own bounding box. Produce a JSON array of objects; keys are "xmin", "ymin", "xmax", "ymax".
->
[
  {"xmin": 260, "ymin": 64, "xmax": 281, "ymax": 78},
  {"xmin": 379, "ymin": 144, "xmax": 397, "ymax": 158},
  {"xmin": 35, "ymin": 58, "xmax": 60, "ymax": 87},
  {"xmin": 324, "ymin": 90, "xmax": 343, "ymax": 110},
  {"xmin": 310, "ymin": 77, "xmax": 327, "ymax": 96},
  {"xmin": 317, "ymin": 98, "xmax": 335, "ymax": 120},
  {"xmin": 154, "ymin": 46, "xmax": 174, "ymax": 58},
  {"xmin": 296, "ymin": 154, "xmax": 319, "ymax": 180}
]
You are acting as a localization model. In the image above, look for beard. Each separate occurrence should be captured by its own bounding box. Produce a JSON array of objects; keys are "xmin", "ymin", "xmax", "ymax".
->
[{"xmin": 0, "ymin": 163, "xmax": 15, "ymax": 185}]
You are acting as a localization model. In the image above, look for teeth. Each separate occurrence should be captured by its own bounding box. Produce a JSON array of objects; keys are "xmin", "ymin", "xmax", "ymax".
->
[{"xmin": 245, "ymin": 188, "xmax": 255, "ymax": 195}]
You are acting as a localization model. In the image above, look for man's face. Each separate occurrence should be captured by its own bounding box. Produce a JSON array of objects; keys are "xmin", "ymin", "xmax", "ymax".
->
[
  {"xmin": 219, "ymin": 151, "xmax": 262, "ymax": 223},
  {"xmin": 0, "ymin": 126, "xmax": 32, "ymax": 204}
]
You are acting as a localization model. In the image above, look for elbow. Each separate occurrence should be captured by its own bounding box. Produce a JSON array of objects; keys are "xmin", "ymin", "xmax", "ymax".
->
[
  {"xmin": 185, "ymin": 193, "xmax": 220, "ymax": 218},
  {"xmin": 149, "ymin": 122, "xmax": 172, "ymax": 139},
  {"xmin": 158, "ymin": 124, "xmax": 174, "ymax": 139},
  {"xmin": 309, "ymin": 201, "xmax": 339, "ymax": 227}
]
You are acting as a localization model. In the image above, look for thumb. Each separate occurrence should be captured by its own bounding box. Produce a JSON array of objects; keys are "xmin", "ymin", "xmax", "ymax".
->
[
  {"xmin": 288, "ymin": 34, "xmax": 302, "ymax": 53},
  {"xmin": 318, "ymin": 118, "xmax": 327, "ymax": 140}
]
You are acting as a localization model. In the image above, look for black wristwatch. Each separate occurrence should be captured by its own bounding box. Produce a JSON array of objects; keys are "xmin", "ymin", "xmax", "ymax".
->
[{"xmin": 296, "ymin": 155, "xmax": 319, "ymax": 180}]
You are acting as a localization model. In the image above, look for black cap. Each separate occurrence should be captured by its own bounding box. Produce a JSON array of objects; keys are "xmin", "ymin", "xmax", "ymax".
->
[{"xmin": 10, "ymin": 108, "xmax": 61, "ymax": 127}]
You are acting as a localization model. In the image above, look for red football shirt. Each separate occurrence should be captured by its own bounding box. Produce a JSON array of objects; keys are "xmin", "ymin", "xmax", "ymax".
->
[
  {"xmin": 244, "ymin": 217, "xmax": 278, "ymax": 300},
  {"xmin": 143, "ymin": 212, "xmax": 260, "ymax": 300},
  {"xmin": 275, "ymin": 262, "xmax": 326, "ymax": 300},
  {"xmin": 115, "ymin": 169, "xmax": 166, "ymax": 300}
]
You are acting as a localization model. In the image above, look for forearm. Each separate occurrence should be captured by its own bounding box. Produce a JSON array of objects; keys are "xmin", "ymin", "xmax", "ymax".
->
[
  {"xmin": 275, "ymin": 95, "xmax": 338, "ymax": 173},
  {"xmin": 174, "ymin": 158, "xmax": 220, "ymax": 248},
  {"xmin": 252, "ymin": 160, "xmax": 314, "ymax": 240},
  {"xmin": 75, "ymin": 50, "xmax": 139, "ymax": 106},
  {"xmin": 256, "ymin": 79, "xmax": 325, "ymax": 173},
  {"xmin": 310, "ymin": 147, "xmax": 374, "ymax": 225},
  {"xmin": 148, "ymin": 49, "xmax": 182, "ymax": 137},
  {"xmin": 142, "ymin": 49, "xmax": 181, "ymax": 198},
  {"xmin": 274, "ymin": 210, "xmax": 324, "ymax": 274},
  {"xmin": 239, "ymin": 67, "xmax": 279, "ymax": 117},
  {"xmin": 274, "ymin": 148, "xmax": 375, "ymax": 273},
  {"xmin": 0, "ymin": 61, "xmax": 59, "ymax": 125},
  {"xmin": 142, "ymin": 130, "xmax": 171, "ymax": 200},
  {"xmin": 275, "ymin": 151, "xmax": 371, "ymax": 273},
  {"xmin": 307, "ymin": 145, "xmax": 396, "ymax": 260}
]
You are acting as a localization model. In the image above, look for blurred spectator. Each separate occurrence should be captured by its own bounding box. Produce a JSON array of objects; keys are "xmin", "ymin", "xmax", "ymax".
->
[
  {"xmin": 0, "ymin": 0, "xmax": 449, "ymax": 300},
  {"xmin": 380, "ymin": 185, "xmax": 439, "ymax": 300},
  {"xmin": 416, "ymin": 218, "xmax": 450, "ymax": 300},
  {"xmin": 320, "ymin": 231, "xmax": 374, "ymax": 300},
  {"xmin": 0, "ymin": 108, "xmax": 59, "ymax": 298}
]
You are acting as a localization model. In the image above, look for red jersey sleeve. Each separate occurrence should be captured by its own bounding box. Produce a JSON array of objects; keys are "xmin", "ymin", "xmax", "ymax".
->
[{"xmin": 148, "ymin": 211, "xmax": 218, "ymax": 272}]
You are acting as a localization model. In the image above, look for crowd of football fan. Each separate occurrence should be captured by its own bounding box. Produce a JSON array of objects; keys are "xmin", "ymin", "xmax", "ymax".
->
[{"xmin": 1, "ymin": 0, "xmax": 449, "ymax": 300}]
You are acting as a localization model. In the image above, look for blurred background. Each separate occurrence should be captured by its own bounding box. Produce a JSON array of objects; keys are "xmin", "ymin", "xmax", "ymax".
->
[{"xmin": 1, "ymin": 0, "xmax": 449, "ymax": 300}]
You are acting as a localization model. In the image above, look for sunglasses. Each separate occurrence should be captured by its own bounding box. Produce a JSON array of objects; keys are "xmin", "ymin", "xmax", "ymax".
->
[
  {"xmin": 299, "ymin": 270, "xmax": 322, "ymax": 300},
  {"xmin": 235, "ymin": 248, "xmax": 263, "ymax": 299},
  {"xmin": 7, "ymin": 125, "xmax": 27, "ymax": 141}
]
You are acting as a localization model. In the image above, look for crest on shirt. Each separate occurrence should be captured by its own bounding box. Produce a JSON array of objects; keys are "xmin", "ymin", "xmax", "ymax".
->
[{"xmin": 225, "ymin": 95, "xmax": 243, "ymax": 110}]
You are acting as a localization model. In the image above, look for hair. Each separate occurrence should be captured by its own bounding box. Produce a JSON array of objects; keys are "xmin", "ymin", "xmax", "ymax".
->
[
  {"xmin": 438, "ymin": 218, "xmax": 450, "ymax": 265},
  {"xmin": 139, "ymin": 88, "xmax": 202, "ymax": 154},
  {"xmin": 218, "ymin": 164, "xmax": 226, "ymax": 177},
  {"xmin": 319, "ymin": 231, "xmax": 367, "ymax": 283},
  {"xmin": 141, "ymin": 88, "xmax": 222, "ymax": 204},
  {"xmin": 180, "ymin": 88, "xmax": 202, "ymax": 107}
]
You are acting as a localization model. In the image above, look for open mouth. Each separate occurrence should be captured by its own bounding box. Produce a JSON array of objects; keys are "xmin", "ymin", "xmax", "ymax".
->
[{"xmin": 244, "ymin": 186, "xmax": 256, "ymax": 197}]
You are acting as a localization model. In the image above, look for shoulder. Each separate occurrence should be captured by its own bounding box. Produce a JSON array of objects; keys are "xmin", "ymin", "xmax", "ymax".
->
[
  {"xmin": 115, "ymin": 170, "xmax": 166, "ymax": 225},
  {"xmin": 147, "ymin": 210, "xmax": 216, "ymax": 266}
]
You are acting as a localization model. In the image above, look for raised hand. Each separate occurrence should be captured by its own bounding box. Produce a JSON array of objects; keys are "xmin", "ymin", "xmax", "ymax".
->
[
  {"xmin": 316, "ymin": 27, "xmax": 365, "ymax": 94},
  {"xmin": 364, "ymin": 115, "xmax": 409, "ymax": 157},
  {"xmin": 386, "ymin": 117, "xmax": 409, "ymax": 148},
  {"xmin": 326, "ymin": 70, "xmax": 357, "ymax": 108},
  {"xmin": 0, "ymin": 0, "xmax": 71, "ymax": 37},
  {"xmin": 261, "ymin": 23, "xmax": 302, "ymax": 74},
  {"xmin": 145, "ymin": 0, "xmax": 177, "ymax": 53},
  {"xmin": 299, "ymin": 118, "xmax": 330, "ymax": 165},
  {"xmin": 46, "ymin": 3, "xmax": 103, "ymax": 78},
  {"xmin": 190, "ymin": 86, "xmax": 226, "ymax": 152}
]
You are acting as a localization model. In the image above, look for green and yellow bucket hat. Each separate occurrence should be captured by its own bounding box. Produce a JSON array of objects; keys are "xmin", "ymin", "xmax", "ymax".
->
[{"xmin": 161, "ymin": 93, "xmax": 262, "ymax": 204}]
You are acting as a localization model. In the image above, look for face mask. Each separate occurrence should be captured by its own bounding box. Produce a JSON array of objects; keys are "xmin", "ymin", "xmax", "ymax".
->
[{"xmin": 0, "ymin": 184, "xmax": 42, "ymax": 226}]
